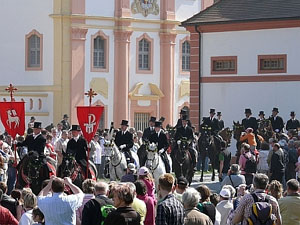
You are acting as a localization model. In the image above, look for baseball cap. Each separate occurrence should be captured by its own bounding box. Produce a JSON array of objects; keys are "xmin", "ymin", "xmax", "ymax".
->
[
  {"xmin": 177, "ymin": 176, "xmax": 188, "ymax": 186},
  {"xmin": 220, "ymin": 189, "xmax": 231, "ymax": 198},
  {"xmin": 138, "ymin": 167, "xmax": 149, "ymax": 176},
  {"xmin": 127, "ymin": 163, "xmax": 136, "ymax": 171}
]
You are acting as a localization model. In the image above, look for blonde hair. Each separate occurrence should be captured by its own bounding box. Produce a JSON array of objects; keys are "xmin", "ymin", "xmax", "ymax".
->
[
  {"xmin": 268, "ymin": 180, "xmax": 283, "ymax": 200},
  {"xmin": 23, "ymin": 192, "xmax": 37, "ymax": 209}
]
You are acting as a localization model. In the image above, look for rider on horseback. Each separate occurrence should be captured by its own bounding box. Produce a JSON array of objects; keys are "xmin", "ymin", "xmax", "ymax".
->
[
  {"xmin": 149, "ymin": 121, "xmax": 170, "ymax": 173},
  {"xmin": 174, "ymin": 115, "xmax": 197, "ymax": 170},
  {"xmin": 115, "ymin": 120, "xmax": 135, "ymax": 165}
]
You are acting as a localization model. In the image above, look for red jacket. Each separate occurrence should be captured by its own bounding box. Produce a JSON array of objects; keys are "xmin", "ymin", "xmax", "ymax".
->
[{"xmin": 0, "ymin": 206, "xmax": 18, "ymax": 225}]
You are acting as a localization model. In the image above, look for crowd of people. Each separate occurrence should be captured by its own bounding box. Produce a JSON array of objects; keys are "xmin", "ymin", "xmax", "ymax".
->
[{"xmin": 0, "ymin": 107, "xmax": 300, "ymax": 225}]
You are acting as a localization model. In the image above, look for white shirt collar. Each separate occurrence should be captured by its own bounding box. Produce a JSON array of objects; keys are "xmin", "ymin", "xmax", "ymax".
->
[
  {"xmin": 33, "ymin": 132, "xmax": 41, "ymax": 139},
  {"xmin": 73, "ymin": 135, "xmax": 80, "ymax": 141}
]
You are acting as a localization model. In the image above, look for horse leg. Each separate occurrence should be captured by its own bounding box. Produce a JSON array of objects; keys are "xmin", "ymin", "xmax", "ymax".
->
[
  {"xmin": 200, "ymin": 153, "xmax": 205, "ymax": 182},
  {"xmin": 211, "ymin": 158, "xmax": 215, "ymax": 181}
]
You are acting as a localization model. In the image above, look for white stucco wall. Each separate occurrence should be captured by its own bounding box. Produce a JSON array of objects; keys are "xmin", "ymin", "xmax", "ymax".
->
[
  {"xmin": 0, "ymin": 0, "xmax": 53, "ymax": 86},
  {"xmin": 86, "ymin": 0, "xmax": 115, "ymax": 17},
  {"xmin": 175, "ymin": 0, "xmax": 201, "ymax": 22}
]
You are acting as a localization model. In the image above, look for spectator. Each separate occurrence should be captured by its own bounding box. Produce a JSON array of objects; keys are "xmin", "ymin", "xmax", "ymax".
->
[
  {"xmin": 182, "ymin": 188, "xmax": 213, "ymax": 225},
  {"xmin": 221, "ymin": 164, "xmax": 246, "ymax": 189},
  {"xmin": 257, "ymin": 141, "xmax": 270, "ymax": 174},
  {"xmin": 268, "ymin": 180, "xmax": 283, "ymax": 200},
  {"xmin": 55, "ymin": 130, "xmax": 69, "ymax": 166},
  {"xmin": 32, "ymin": 207, "xmax": 45, "ymax": 225},
  {"xmin": 121, "ymin": 163, "xmax": 137, "ymax": 183},
  {"xmin": 0, "ymin": 189, "xmax": 18, "ymax": 225},
  {"xmin": 138, "ymin": 167, "xmax": 156, "ymax": 203},
  {"xmin": 127, "ymin": 182, "xmax": 147, "ymax": 225},
  {"xmin": 285, "ymin": 140, "xmax": 298, "ymax": 181},
  {"xmin": 240, "ymin": 128, "xmax": 257, "ymax": 151},
  {"xmin": 270, "ymin": 143, "xmax": 285, "ymax": 183},
  {"xmin": 82, "ymin": 182, "xmax": 114, "ymax": 225},
  {"xmin": 232, "ymin": 173, "xmax": 282, "ymax": 225},
  {"xmin": 222, "ymin": 185, "xmax": 236, "ymax": 201},
  {"xmin": 38, "ymin": 176, "xmax": 84, "ymax": 225},
  {"xmin": 267, "ymin": 138, "xmax": 276, "ymax": 169},
  {"xmin": 216, "ymin": 189, "xmax": 233, "ymax": 225},
  {"xmin": 218, "ymin": 141, "xmax": 231, "ymax": 181},
  {"xmin": 135, "ymin": 180, "xmax": 155, "ymax": 225},
  {"xmin": 16, "ymin": 188, "xmax": 33, "ymax": 220},
  {"xmin": 19, "ymin": 192, "xmax": 37, "ymax": 225},
  {"xmin": 239, "ymin": 143, "xmax": 256, "ymax": 185},
  {"xmin": 91, "ymin": 133, "xmax": 102, "ymax": 178},
  {"xmin": 278, "ymin": 179, "xmax": 300, "ymax": 224},
  {"xmin": 76, "ymin": 179, "xmax": 96, "ymax": 225},
  {"xmin": 174, "ymin": 176, "xmax": 188, "ymax": 202},
  {"xmin": 104, "ymin": 183, "xmax": 140, "ymax": 225},
  {"xmin": 156, "ymin": 173, "xmax": 184, "ymax": 225},
  {"xmin": 209, "ymin": 193, "xmax": 219, "ymax": 207},
  {"xmin": 0, "ymin": 181, "xmax": 17, "ymax": 218},
  {"xmin": 196, "ymin": 185, "xmax": 217, "ymax": 224}
]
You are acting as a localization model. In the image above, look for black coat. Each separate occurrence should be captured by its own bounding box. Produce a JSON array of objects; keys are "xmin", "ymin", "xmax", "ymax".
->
[
  {"xmin": 270, "ymin": 150, "xmax": 285, "ymax": 175},
  {"xmin": 104, "ymin": 206, "xmax": 140, "ymax": 225},
  {"xmin": 175, "ymin": 119, "xmax": 192, "ymax": 128},
  {"xmin": 61, "ymin": 119, "xmax": 70, "ymax": 131},
  {"xmin": 66, "ymin": 136, "xmax": 88, "ymax": 162},
  {"xmin": 175, "ymin": 126, "xmax": 194, "ymax": 141},
  {"xmin": 203, "ymin": 117, "xmax": 220, "ymax": 134},
  {"xmin": 17, "ymin": 133, "xmax": 46, "ymax": 155},
  {"xmin": 218, "ymin": 120, "xmax": 225, "ymax": 130},
  {"xmin": 82, "ymin": 195, "xmax": 114, "ymax": 225},
  {"xmin": 149, "ymin": 131, "xmax": 169, "ymax": 151},
  {"xmin": 115, "ymin": 130, "xmax": 133, "ymax": 152},
  {"xmin": 269, "ymin": 116, "xmax": 284, "ymax": 132},
  {"xmin": 242, "ymin": 117, "xmax": 258, "ymax": 132},
  {"xmin": 142, "ymin": 127, "xmax": 155, "ymax": 141},
  {"xmin": 286, "ymin": 119, "xmax": 300, "ymax": 131}
]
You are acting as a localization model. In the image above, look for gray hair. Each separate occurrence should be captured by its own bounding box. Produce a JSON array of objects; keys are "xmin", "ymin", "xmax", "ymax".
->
[
  {"xmin": 182, "ymin": 188, "xmax": 200, "ymax": 208},
  {"xmin": 222, "ymin": 185, "xmax": 236, "ymax": 198},
  {"xmin": 94, "ymin": 182, "xmax": 109, "ymax": 195},
  {"xmin": 126, "ymin": 182, "xmax": 136, "ymax": 193},
  {"xmin": 253, "ymin": 173, "xmax": 269, "ymax": 190}
]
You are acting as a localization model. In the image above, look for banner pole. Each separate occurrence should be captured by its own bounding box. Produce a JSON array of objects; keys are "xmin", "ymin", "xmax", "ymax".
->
[{"xmin": 87, "ymin": 143, "xmax": 90, "ymax": 179}]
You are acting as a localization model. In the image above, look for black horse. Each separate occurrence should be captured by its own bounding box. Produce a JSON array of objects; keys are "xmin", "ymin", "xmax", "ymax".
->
[
  {"xmin": 17, "ymin": 151, "xmax": 55, "ymax": 195},
  {"xmin": 198, "ymin": 126, "xmax": 220, "ymax": 182},
  {"xmin": 171, "ymin": 138, "xmax": 194, "ymax": 184}
]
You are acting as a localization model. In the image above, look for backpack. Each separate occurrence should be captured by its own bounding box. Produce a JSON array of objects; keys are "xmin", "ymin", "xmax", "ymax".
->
[
  {"xmin": 247, "ymin": 193, "xmax": 276, "ymax": 225},
  {"xmin": 244, "ymin": 152, "xmax": 257, "ymax": 174},
  {"xmin": 94, "ymin": 197, "xmax": 116, "ymax": 225}
]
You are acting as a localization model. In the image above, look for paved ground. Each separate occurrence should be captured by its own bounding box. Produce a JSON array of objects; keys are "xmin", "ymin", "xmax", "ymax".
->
[{"xmin": 190, "ymin": 172, "xmax": 222, "ymax": 193}]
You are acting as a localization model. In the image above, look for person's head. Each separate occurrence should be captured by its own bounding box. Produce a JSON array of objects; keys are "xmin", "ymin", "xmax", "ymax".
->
[
  {"xmin": 272, "ymin": 107, "xmax": 279, "ymax": 117},
  {"xmin": 237, "ymin": 184, "xmax": 248, "ymax": 197},
  {"xmin": 57, "ymin": 123, "xmax": 63, "ymax": 131},
  {"xmin": 245, "ymin": 108, "xmax": 252, "ymax": 118},
  {"xmin": 120, "ymin": 120, "xmax": 129, "ymax": 132},
  {"xmin": 137, "ymin": 130, "xmax": 143, "ymax": 138},
  {"xmin": 127, "ymin": 182, "xmax": 137, "ymax": 198},
  {"xmin": 182, "ymin": 188, "xmax": 200, "ymax": 209},
  {"xmin": 253, "ymin": 173, "xmax": 269, "ymax": 190},
  {"xmin": 32, "ymin": 207, "xmax": 44, "ymax": 223},
  {"xmin": 209, "ymin": 109, "xmax": 216, "ymax": 118},
  {"xmin": 134, "ymin": 180, "xmax": 147, "ymax": 197},
  {"xmin": 286, "ymin": 179, "xmax": 299, "ymax": 195},
  {"xmin": 63, "ymin": 114, "xmax": 69, "ymax": 121},
  {"xmin": 23, "ymin": 192, "xmax": 37, "ymax": 209},
  {"xmin": 217, "ymin": 112, "xmax": 222, "ymax": 120},
  {"xmin": 175, "ymin": 176, "xmax": 188, "ymax": 194},
  {"xmin": 0, "ymin": 181, "xmax": 7, "ymax": 194},
  {"xmin": 219, "ymin": 188, "xmax": 231, "ymax": 201},
  {"xmin": 245, "ymin": 127, "xmax": 253, "ymax": 134},
  {"xmin": 210, "ymin": 193, "xmax": 220, "ymax": 206},
  {"xmin": 46, "ymin": 134, "xmax": 53, "ymax": 143},
  {"xmin": 260, "ymin": 141, "xmax": 270, "ymax": 151},
  {"xmin": 10, "ymin": 189, "xmax": 21, "ymax": 201},
  {"xmin": 82, "ymin": 179, "xmax": 96, "ymax": 194},
  {"xmin": 138, "ymin": 166, "xmax": 151, "ymax": 179},
  {"xmin": 30, "ymin": 116, "xmax": 36, "ymax": 123},
  {"xmin": 33, "ymin": 122, "xmax": 42, "ymax": 135},
  {"xmin": 149, "ymin": 117, "xmax": 156, "ymax": 127},
  {"xmin": 273, "ymin": 143, "xmax": 280, "ymax": 152},
  {"xmin": 21, "ymin": 188, "xmax": 32, "ymax": 202},
  {"xmin": 242, "ymin": 143, "xmax": 250, "ymax": 153},
  {"xmin": 127, "ymin": 163, "xmax": 136, "ymax": 174},
  {"xmin": 154, "ymin": 121, "xmax": 162, "ymax": 132},
  {"xmin": 51, "ymin": 177, "xmax": 65, "ymax": 193},
  {"xmin": 269, "ymin": 138, "xmax": 275, "ymax": 147},
  {"xmin": 182, "ymin": 115, "xmax": 189, "ymax": 127},
  {"xmin": 288, "ymin": 140, "xmax": 295, "ymax": 149},
  {"xmin": 108, "ymin": 181, "xmax": 118, "ymax": 199},
  {"xmin": 61, "ymin": 130, "xmax": 68, "ymax": 140},
  {"xmin": 71, "ymin": 125, "xmax": 81, "ymax": 137},
  {"xmin": 51, "ymin": 128, "xmax": 57, "ymax": 136},
  {"xmin": 158, "ymin": 173, "xmax": 175, "ymax": 193},
  {"xmin": 268, "ymin": 180, "xmax": 283, "ymax": 200},
  {"xmin": 222, "ymin": 185, "xmax": 235, "ymax": 199},
  {"xmin": 229, "ymin": 164, "xmax": 240, "ymax": 175},
  {"xmin": 94, "ymin": 182, "xmax": 109, "ymax": 196},
  {"xmin": 93, "ymin": 133, "xmax": 100, "ymax": 142},
  {"xmin": 259, "ymin": 111, "xmax": 265, "ymax": 119},
  {"xmin": 196, "ymin": 185, "xmax": 211, "ymax": 202},
  {"xmin": 113, "ymin": 184, "xmax": 135, "ymax": 208}
]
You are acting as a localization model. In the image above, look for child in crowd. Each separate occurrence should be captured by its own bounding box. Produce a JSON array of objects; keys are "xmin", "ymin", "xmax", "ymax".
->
[{"xmin": 138, "ymin": 167, "xmax": 156, "ymax": 204}]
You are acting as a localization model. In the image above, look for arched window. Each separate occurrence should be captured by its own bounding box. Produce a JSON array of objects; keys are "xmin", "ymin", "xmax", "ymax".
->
[
  {"xmin": 93, "ymin": 36, "xmax": 105, "ymax": 68},
  {"xmin": 182, "ymin": 41, "xmax": 190, "ymax": 71},
  {"xmin": 25, "ymin": 30, "xmax": 43, "ymax": 70},
  {"xmin": 138, "ymin": 38, "xmax": 150, "ymax": 70},
  {"xmin": 91, "ymin": 30, "xmax": 109, "ymax": 72}
]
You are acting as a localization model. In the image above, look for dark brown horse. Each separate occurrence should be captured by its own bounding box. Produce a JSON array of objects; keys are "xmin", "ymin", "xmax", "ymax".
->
[
  {"xmin": 257, "ymin": 119, "xmax": 274, "ymax": 142},
  {"xmin": 218, "ymin": 127, "xmax": 232, "ymax": 148},
  {"xmin": 232, "ymin": 121, "xmax": 245, "ymax": 163}
]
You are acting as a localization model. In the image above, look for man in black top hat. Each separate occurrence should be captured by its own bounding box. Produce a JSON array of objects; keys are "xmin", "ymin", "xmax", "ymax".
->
[
  {"xmin": 61, "ymin": 114, "xmax": 70, "ymax": 131},
  {"xmin": 149, "ymin": 121, "xmax": 170, "ymax": 173},
  {"xmin": 257, "ymin": 111, "xmax": 265, "ymax": 122},
  {"xmin": 115, "ymin": 120, "xmax": 134, "ymax": 164},
  {"xmin": 269, "ymin": 107, "xmax": 284, "ymax": 133},
  {"xmin": 66, "ymin": 125, "xmax": 89, "ymax": 175},
  {"xmin": 175, "ymin": 108, "xmax": 192, "ymax": 128},
  {"xmin": 17, "ymin": 122, "xmax": 46, "ymax": 156},
  {"xmin": 286, "ymin": 111, "xmax": 300, "ymax": 131},
  {"xmin": 202, "ymin": 109, "xmax": 220, "ymax": 134},
  {"xmin": 174, "ymin": 115, "xmax": 197, "ymax": 169},
  {"xmin": 142, "ymin": 116, "xmax": 156, "ymax": 142},
  {"xmin": 217, "ymin": 112, "xmax": 224, "ymax": 130},
  {"xmin": 242, "ymin": 108, "xmax": 258, "ymax": 133}
]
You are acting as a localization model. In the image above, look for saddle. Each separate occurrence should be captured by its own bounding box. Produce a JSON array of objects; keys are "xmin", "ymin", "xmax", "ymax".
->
[{"xmin": 79, "ymin": 159, "xmax": 97, "ymax": 179}]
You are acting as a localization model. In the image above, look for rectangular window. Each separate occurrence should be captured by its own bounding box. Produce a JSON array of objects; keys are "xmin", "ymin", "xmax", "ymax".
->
[
  {"xmin": 28, "ymin": 35, "xmax": 40, "ymax": 68},
  {"xmin": 258, "ymin": 55, "xmax": 287, "ymax": 74},
  {"xmin": 138, "ymin": 39, "xmax": 150, "ymax": 70},
  {"xmin": 134, "ymin": 113, "xmax": 150, "ymax": 131},
  {"xmin": 211, "ymin": 56, "xmax": 237, "ymax": 75},
  {"xmin": 93, "ymin": 37, "xmax": 105, "ymax": 68},
  {"xmin": 182, "ymin": 41, "xmax": 190, "ymax": 71}
]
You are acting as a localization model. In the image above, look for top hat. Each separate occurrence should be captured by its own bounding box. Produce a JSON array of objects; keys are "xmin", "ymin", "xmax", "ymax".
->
[
  {"xmin": 272, "ymin": 107, "xmax": 279, "ymax": 113},
  {"xmin": 71, "ymin": 125, "xmax": 81, "ymax": 131},
  {"xmin": 33, "ymin": 122, "xmax": 42, "ymax": 129},
  {"xmin": 245, "ymin": 108, "xmax": 252, "ymax": 114},
  {"xmin": 63, "ymin": 114, "xmax": 69, "ymax": 119},
  {"xmin": 217, "ymin": 112, "xmax": 222, "ymax": 116},
  {"xmin": 149, "ymin": 116, "xmax": 156, "ymax": 122},
  {"xmin": 159, "ymin": 117, "xmax": 165, "ymax": 122},
  {"xmin": 30, "ymin": 116, "xmax": 36, "ymax": 121},
  {"xmin": 120, "ymin": 120, "xmax": 129, "ymax": 126},
  {"xmin": 291, "ymin": 111, "xmax": 295, "ymax": 116},
  {"xmin": 182, "ymin": 115, "xmax": 189, "ymax": 121},
  {"xmin": 154, "ymin": 121, "xmax": 162, "ymax": 128},
  {"xmin": 259, "ymin": 111, "xmax": 265, "ymax": 116},
  {"xmin": 180, "ymin": 109, "xmax": 187, "ymax": 115},
  {"xmin": 210, "ymin": 109, "xmax": 216, "ymax": 114}
]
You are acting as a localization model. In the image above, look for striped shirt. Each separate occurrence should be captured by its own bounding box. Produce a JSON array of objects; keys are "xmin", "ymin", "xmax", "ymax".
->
[{"xmin": 38, "ymin": 192, "xmax": 84, "ymax": 225}]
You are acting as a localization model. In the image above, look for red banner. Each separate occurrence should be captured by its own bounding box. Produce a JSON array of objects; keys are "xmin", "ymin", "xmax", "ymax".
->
[
  {"xmin": 77, "ymin": 106, "xmax": 104, "ymax": 143},
  {"xmin": 0, "ymin": 102, "xmax": 25, "ymax": 139}
]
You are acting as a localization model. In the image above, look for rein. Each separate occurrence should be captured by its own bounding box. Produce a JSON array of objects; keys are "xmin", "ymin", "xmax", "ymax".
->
[
  {"xmin": 110, "ymin": 147, "xmax": 123, "ymax": 180},
  {"xmin": 146, "ymin": 152, "xmax": 159, "ymax": 173}
]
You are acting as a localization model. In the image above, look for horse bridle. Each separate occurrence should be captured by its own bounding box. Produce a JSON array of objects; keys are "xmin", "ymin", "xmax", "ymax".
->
[{"xmin": 146, "ymin": 151, "xmax": 159, "ymax": 172}]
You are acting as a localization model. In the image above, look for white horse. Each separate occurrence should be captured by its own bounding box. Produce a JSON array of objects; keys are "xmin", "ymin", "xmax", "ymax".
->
[{"xmin": 145, "ymin": 143, "xmax": 172, "ymax": 188}]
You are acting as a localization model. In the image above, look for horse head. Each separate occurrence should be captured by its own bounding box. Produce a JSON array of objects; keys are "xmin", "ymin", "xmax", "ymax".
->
[
  {"xmin": 232, "ymin": 121, "xmax": 244, "ymax": 140},
  {"xmin": 199, "ymin": 126, "xmax": 212, "ymax": 150},
  {"xmin": 27, "ymin": 151, "xmax": 43, "ymax": 181},
  {"xmin": 177, "ymin": 137, "xmax": 190, "ymax": 152},
  {"xmin": 219, "ymin": 127, "xmax": 232, "ymax": 147},
  {"xmin": 60, "ymin": 151, "xmax": 76, "ymax": 177},
  {"xmin": 146, "ymin": 143, "xmax": 158, "ymax": 170},
  {"xmin": 103, "ymin": 139, "xmax": 115, "ymax": 157}
]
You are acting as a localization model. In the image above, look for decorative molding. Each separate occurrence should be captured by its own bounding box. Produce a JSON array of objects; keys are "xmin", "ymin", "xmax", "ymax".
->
[
  {"xmin": 25, "ymin": 112, "xmax": 49, "ymax": 117},
  {"xmin": 211, "ymin": 56, "xmax": 238, "ymax": 75},
  {"xmin": 179, "ymin": 80, "xmax": 190, "ymax": 98},
  {"xmin": 0, "ymin": 85, "xmax": 60, "ymax": 92},
  {"xmin": 71, "ymin": 27, "xmax": 88, "ymax": 40},
  {"xmin": 114, "ymin": 30, "xmax": 133, "ymax": 42},
  {"xmin": 131, "ymin": 0, "xmax": 159, "ymax": 17},
  {"xmin": 258, "ymin": 54, "xmax": 287, "ymax": 74},
  {"xmin": 90, "ymin": 78, "xmax": 108, "ymax": 99},
  {"xmin": 149, "ymin": 83, "xmax": 164, "ymax": 97},
  {"xmin": 0, "ymin": 92, "xmax": 48, "ymax": 97},
  {"xmin": 129, "ymin": 82, "xmax": 164, "ymax": 101}
]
